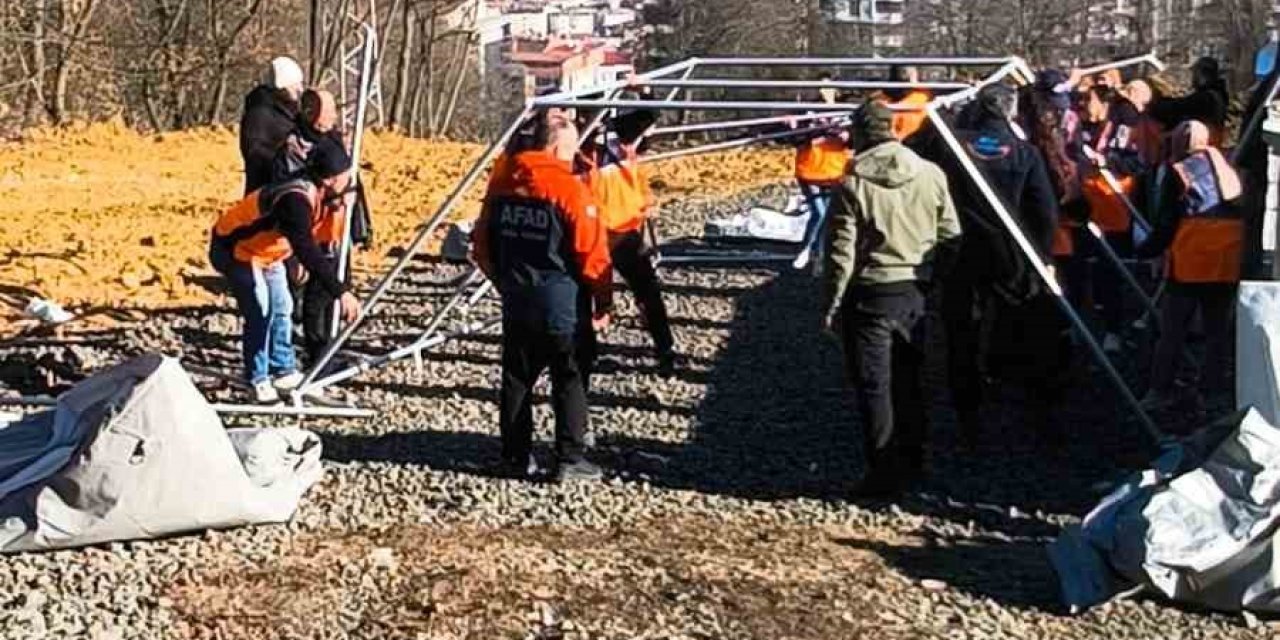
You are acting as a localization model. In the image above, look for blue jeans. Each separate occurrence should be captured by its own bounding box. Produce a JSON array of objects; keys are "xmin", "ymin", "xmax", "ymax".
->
[
  {"xmin": 798, "ymin": 180, "xmax": 835, "ymax": 256},
  {"xmin": 210, "ymin": 243, "xmax": 297, "ymax": 385}
]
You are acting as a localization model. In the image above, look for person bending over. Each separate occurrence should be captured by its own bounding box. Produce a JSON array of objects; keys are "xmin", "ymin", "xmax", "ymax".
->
[{"xmin": 211, "ymin": 136, "xmax": 360, "ymax": 403}]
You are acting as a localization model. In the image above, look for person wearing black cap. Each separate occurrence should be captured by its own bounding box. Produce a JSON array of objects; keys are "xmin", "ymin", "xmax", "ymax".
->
[
  {"xmin": 932, "ymin": 83, "xmax": 1061, "ymax": 443},
  {"xmin": 210, "ymin": 135, "xmax": 361, "ymax": 403},
  {"xmin": 821, "ymin": 100, "xmax": 961, "ymax": 497}
]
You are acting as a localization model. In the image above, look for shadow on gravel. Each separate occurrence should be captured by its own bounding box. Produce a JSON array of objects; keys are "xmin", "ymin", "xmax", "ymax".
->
[
  {"xmin": 604, "ymin": 268, "xmax": 864, "ymax": 501},
  {"xmin": 831, "ymin": 535, "xmax": 1061, "ymax": 613},
  {"xmin": 606, "ymin": 264, "xmax": 1159, "ymax": 517}
]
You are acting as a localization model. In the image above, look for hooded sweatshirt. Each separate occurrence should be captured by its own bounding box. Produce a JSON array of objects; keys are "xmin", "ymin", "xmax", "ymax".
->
[{"xmin": 822, "ymin": 141, "xmax": 961, "ymax": 319}]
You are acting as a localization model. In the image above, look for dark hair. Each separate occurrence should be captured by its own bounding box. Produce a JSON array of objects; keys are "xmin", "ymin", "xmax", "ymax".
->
[
  {"xmin": 977, "ymin": 83, "xmax": 1017, "ymax": 122},
  {"xmin": 613, "ymin": 109, "xmax": 658, "ymax": 145},
  {"xmin": 1027, "ymin": 94, "xmax": 1076, "ymax": 203}
]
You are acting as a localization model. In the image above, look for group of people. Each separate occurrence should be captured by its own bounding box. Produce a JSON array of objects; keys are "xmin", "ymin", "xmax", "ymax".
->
[
  {"xmin": 212, "ymin": 56, "xmax": 364, "ymax": 403},
  {"xmin": 207, "ymin": 53, "xmax": 1254, "ymax": 495},
  {"xmin": 802, "ymin": 58, "xmax": 1247, "ymax": 495}
]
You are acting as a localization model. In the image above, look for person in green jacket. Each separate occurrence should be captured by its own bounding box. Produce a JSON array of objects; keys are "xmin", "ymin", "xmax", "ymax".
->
[{"xmin": 821, "ymin": 100, "xmax": 963, "ymax": 497}]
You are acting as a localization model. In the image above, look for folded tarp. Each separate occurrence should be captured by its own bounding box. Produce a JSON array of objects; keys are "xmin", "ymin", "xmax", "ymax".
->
[
  {"xmin": 0, "ymin": 354, "xmax": 323, "ymax": 553},
  {"xmin": 1050, "ymin": 409, "xmax": 1280, "ymax": 614}
]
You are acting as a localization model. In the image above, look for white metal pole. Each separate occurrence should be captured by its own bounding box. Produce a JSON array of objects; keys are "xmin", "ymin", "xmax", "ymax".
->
[
  {"xmin": 296, "ymin": 106, "xmax": 535, "ymax": 398},
  {"xmin": 306, "ymin": 316, "xmax": 502, "ymax": 392},
  {"xmin": 924, "ymin": 105, "xmax": 1163, "ymax": 443},
  {"xmin": 534, "ymin": 58, "xmax": 701, "ymax": 105},
  {"xmin": 635, "ymin": 79, "xmax": 971, "ymax": 91},
  {"xmin": 0, "ymin": 395, "xmax": 376, "ymax": 418},
  {"xmin": 640, "ymin": 121, "xmax": 848, "ymax": 164},
  {"xmin": 650, "ymin": 112, "xmax": 844, "ymax": 137},
  {"xmin": 1076, "ymin": 52, "xmax": 1166, "ymax": 76},
  {"xmin": 532, "ymin": 98, "xmax": 914, "ymax": 112},
  {"xmin": 329, "ymin": 20, "xmax": 378, "ymax": 342},
  {"xmin": 1085, "ymin": 222, "xmax": 1159, "ymax": 317},
  {"xmin": 1232, "ymin": 71, "xmax": 1280, "ymax": 164},
  {"xmin": 691, "ymin": 56, "xmax": 1018, "ymax": 67}
]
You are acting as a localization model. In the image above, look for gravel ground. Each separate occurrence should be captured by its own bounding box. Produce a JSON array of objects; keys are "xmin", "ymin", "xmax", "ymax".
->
[{"xmin": 0, "ymin": 184, "xmax": 1272, "ymax": 639}]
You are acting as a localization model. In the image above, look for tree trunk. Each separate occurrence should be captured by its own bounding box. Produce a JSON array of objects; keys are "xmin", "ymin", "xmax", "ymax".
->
[
  {"xmin": 390, "ymin": 1, "xmax": 414, "ymax": 129},
  {"xmin": 438, "ymin": 37, "xmax": 472, "ymax": 136},
  {"xmin": 424, "ymin": 5, "xmax": 439, "ymax": 137},
  {"xmin": 208, "ymin": 61, "xmax": 230, "ymax": 125},
  {"xmin": 309, "ymin": 0, "xmax": 322, "ymax": 80},
  {"xmin": 25, "ymin": 0, "xmax": 48, "ymax": 126},
  {"xmin": 51, "ymin": 0, "xmax": 102, "ymax": 125}
]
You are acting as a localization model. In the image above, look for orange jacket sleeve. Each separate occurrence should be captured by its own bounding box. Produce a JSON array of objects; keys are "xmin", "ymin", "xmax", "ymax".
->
[{"xmin": 558, "ymin": 180, "xmax": 613, "ymax": 303}]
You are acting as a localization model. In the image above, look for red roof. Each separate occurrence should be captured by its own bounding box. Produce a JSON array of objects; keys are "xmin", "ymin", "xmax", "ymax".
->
[{"xmin": 603, "ymin": 50, "xmax": 632, "ymax": 66}]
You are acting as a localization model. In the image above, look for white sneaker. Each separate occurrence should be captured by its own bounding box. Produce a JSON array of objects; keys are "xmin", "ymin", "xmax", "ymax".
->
[
  {"xmin": 1103, "ymin": 333, "xmax": 1122, "ymax": 354},
  {"xmin": 252, "ymin": 381, "xmax": 281, "ymax": 404},
  {"xmin": 792, "ymin": 248, "xmax": 812, "ymax": 270},
  {"xmin": 273, "ymin": 371, "xmax": 306, "ymax": 391}
]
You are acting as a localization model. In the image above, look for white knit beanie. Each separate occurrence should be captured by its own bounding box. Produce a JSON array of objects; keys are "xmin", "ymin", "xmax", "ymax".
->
[{"xmin": 267, "ymin": 56, "xmax": 304, "ymax": 90}]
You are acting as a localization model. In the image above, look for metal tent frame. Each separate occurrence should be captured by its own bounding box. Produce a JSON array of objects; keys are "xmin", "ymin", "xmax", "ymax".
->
[{"xmin": 277, "ymin": 53, "xmax": 1168, "ymax": 442}]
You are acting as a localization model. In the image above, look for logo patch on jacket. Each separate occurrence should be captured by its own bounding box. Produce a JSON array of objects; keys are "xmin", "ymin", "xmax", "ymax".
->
[
  {"xmin": 968, "ymin": 136, "xmax": 1011, "ymax": 160},
  {"xmin": 497, "ymin": 199, "xmax": 555, "ymax": 242}
]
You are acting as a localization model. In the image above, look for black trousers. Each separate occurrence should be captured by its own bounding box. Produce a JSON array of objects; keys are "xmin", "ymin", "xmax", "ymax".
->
[
  {"xmin": 302, "ymin": 251, "xmax": 339, "ymax": 364},
  {"xmin": 610, "ymin": 229, "xmax": 674, "ymax": 354},
  {"xmin": 499, "ymin": 318, "xmax": 593, "ymax": 463},
  {"xmin": 942, "ymin": 269, "xmax": 985, "ymax": 417},
  {"xmin": 1092, "ymin": 231, "xmax": 1132, "ymax": 334},
  {"xmin": 839, "ymin": 283, "xmax": 927, "ymax": 475},
  {"xmin": 1150, "ymin": 282, "xmax": 1236, "ymax": 395}
]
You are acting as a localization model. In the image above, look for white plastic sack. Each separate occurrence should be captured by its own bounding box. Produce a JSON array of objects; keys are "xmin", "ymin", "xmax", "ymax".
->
[
  {"xmin": 705, "ymin": 206, "xmax": 809, "ymax": 244},
  {"xmin": 1237, "ymin": 281, "xmax": 1280, "ymax": 425},
  {"xmin": 0, "ymin": 354, "xmax": 323, "ymax": 553}
]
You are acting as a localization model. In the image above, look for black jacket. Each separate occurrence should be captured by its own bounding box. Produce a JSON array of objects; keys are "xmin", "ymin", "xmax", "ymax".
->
[
  {"xmin": 933, "ymin": 117, "xmax": 1060, "ymax": 299},
  {"xmin": 1149, "ymin": 86, "xmax": 1228, "ymax": 133},
  {"xmin": 240, "ymin": 85, "xmax": 299, "ymax": 195}
]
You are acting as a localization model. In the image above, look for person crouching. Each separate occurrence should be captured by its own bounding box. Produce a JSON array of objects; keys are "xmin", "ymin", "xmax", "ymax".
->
[
  {"xmin": 472, "ymin": 113, "xmax": 613, "ymax": 482},
  {"xmin": 210, "ymin": 136, "xmax": 361, "ymax": 403}
]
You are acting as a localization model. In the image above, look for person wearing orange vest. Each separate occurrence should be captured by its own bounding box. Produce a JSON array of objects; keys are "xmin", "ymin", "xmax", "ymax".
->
[
  {"xmin": 1076, "ymin": 85, "xmax": 1149, "ymax": 353},
  {"xmin": 792, "ymin": 75, "xmax": 851, "ymax": 271},
  {"xmin": 1136, "ymin": 120, "xmax": 1243, "ymax": 412},
  {"xmin": 581, "ymin": 108, "xmax": 679, "ymax": 375},
  {"xmin": 887, "ymin": 66, "xmax": 931, "ymax": 142},
  {"xmin": 472, "ymin": 114, "xmax": 613, "ymax": 482},
  {"xmin": 210, "ymin": 136, "xmax": 360, "ymax": 403}
]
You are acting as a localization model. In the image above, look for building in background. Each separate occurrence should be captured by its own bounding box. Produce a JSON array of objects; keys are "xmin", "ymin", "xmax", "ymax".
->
[{"xmin": 818, "ymin": 0, "xmax": 908, "ymax": 52}]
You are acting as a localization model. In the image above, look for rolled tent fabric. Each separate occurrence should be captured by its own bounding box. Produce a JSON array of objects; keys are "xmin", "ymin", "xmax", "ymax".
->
[
  {"xmin": 1238, "ymin": 282, "xmax": 1280, "ymax": 425},
  {"xmin": 1050, "ymin": 409, "xmax": 1280, "ymax": 614},
  {"xmin": 0, "ymin": 354, "xmax": 323, "ymax": 553}
]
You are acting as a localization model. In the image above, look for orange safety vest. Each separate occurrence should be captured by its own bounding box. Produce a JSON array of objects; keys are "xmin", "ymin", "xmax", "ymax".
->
[
  {"xmin": 1166, "ymin": 152, "xmax": 1242, "ymax": 283},
  {"xmin": 212, "ymin": 179, "xmax": 327, "ymax": 267},
  {"xmin": 891, "ymin": 91, "xmax": 932, "ymax": 141},
  {"xmin": 585, "ymin": 144, "xmax": 654, "ymax": 234},
  {"xmin": 1081, "ymin": 173, "xmax": 1136, "ymax": 234},
  {"xmin": 1051, "ymin": 223, "xmax": 1076, "ymax": 258},
  {"xmin": 795, "ymin": 135, "xmax": 850, "ymax": 183}
]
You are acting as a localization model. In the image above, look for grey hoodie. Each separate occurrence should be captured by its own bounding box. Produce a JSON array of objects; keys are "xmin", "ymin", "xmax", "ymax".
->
[{"xmin": 821, "ymin": 141, "xmax": 961, "ymax": 320}]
